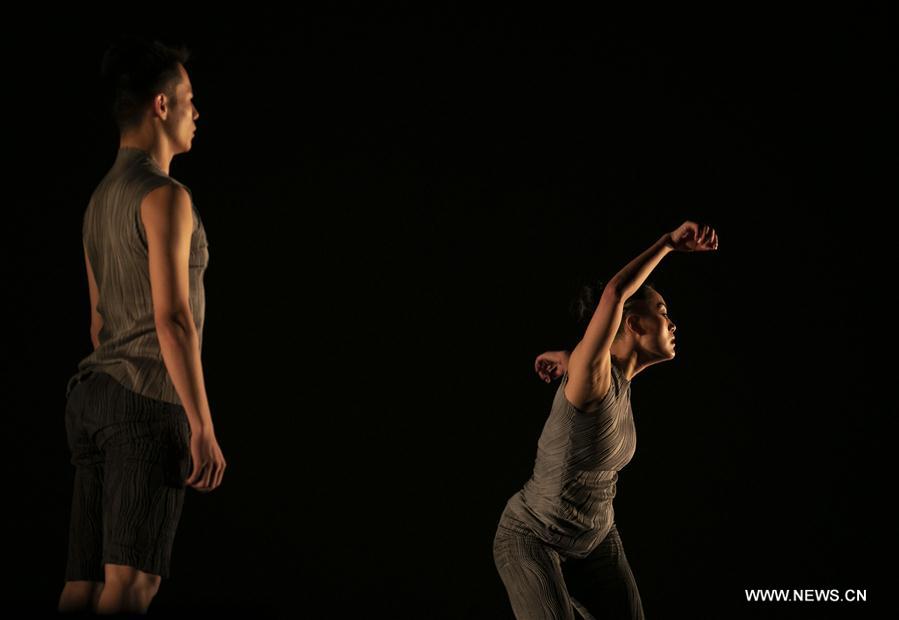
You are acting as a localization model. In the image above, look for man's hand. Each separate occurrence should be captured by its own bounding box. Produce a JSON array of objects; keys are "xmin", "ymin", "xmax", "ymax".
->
[
  {"xmin": 534, "ymin": 350, "xmax": 571, "ymax": 383},
  {"xmin": 186, "ymin": 427, "xmax": 226, "ymax": 492}
]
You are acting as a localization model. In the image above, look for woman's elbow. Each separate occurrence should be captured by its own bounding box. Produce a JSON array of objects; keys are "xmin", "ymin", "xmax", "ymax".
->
[{"xmin": 603, "ymin": 281, "xmax": 625, "ymax": 300}]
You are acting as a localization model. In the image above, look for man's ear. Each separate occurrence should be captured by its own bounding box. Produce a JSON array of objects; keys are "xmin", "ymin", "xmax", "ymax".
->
[{"xmin": 152, "ymin": 92, "xmax": 169, "ymax": 120}]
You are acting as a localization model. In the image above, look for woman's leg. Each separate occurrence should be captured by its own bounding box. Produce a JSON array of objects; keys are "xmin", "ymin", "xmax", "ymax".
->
[
  {"xmin": 493, "ymin": 522, "xmax": 577, "ymax": 620},
  {"xmin": 563, "ymin": 523, "xmax": 645, "ymax": 620}
]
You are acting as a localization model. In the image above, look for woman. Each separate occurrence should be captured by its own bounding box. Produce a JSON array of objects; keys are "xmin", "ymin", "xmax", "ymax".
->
[{"xmin": 493, "ymin": 221, "xmax": 718, "ymax": 619}]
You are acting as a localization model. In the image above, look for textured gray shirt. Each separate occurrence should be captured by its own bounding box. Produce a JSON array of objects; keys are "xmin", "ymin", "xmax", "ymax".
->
[
  {"xmin": 503, "ymin": 362, "xmax": 637, "ymax": 558},
  {"xmin": 65, "ymin": 147, "xmax": 209, "ymax": 405}
]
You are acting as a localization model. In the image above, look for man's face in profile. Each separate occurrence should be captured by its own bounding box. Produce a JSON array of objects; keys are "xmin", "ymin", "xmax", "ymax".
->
[{"xmin": 164, "ymin": 63, "xmax": 199, "ymax": 152}]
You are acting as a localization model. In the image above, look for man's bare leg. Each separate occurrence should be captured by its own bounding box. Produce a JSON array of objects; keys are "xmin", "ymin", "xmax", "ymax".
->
[
  {"xmin": 58, "ymin": 580, "xmax": 104, "ymax": 613},
  {"xmin": 95, "ymin": 563, "xmax": 161, "ymax": 615}
]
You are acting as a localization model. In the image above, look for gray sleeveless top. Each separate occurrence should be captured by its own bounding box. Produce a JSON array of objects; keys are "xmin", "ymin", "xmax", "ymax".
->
[
  {"xmin": 503, "ymin": 362, "xmax": 637, "ymax": 558},
  {"xmin": 65, "ymin": 147, "xmax": 209, "ymax": 406}
]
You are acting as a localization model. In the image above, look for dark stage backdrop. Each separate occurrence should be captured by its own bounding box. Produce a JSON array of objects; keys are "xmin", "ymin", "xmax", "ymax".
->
[{"xmin": 3, "ymin": 6, "xmax": 894, "ymax": 619}]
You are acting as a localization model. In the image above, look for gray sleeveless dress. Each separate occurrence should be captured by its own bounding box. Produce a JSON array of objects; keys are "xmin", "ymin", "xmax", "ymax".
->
[
  {"xmin": 501, "ymin": 362, "xmax": 637, "ymax": 558},
  {"xmin": 494, "ymin": 364, "xmax": 644, "ymax": 618}
]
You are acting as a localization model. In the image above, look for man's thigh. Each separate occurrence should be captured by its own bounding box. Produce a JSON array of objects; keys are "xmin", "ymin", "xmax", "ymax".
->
[
  {"xmin": 92, "ymin": 374, "xmax": 191, "ymax": 578},
  {"xmin": 64, "ymin": 373, "xmax": 106, "ymax": 582}
]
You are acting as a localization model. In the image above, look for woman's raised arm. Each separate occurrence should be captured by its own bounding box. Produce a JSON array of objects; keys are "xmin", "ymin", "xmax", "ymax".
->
[{"xmin": 566, "ymin": 222, "xmax": 717, "ymax": 409}]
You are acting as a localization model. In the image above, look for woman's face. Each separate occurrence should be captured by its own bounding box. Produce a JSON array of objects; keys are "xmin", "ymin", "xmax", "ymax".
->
[{"xmin": 636, "ymin": 290, "xmax": 677, "ymax": 361}]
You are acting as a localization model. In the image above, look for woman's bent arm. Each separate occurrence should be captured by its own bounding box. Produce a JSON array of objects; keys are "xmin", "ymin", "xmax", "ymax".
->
[
  {"xmin": 566, "ymin": 222, "xmax": 717, "ymax": 408},
  {"xmin": 568, "ymin": 233, "xmax": 674, "ymax": 382}
]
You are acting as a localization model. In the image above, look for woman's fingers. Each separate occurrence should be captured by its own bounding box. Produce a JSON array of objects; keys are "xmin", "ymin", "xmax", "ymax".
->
[
  {"xmin": 536, "ymin": 359, "xmax": 556, "ymax": 382},
  {"xmin": 543, "ymin": 363, "xmax": 555, "ymax": 382},
  {"xmin": 692, "ymin": 226, "xmax": 703, "ymax": 244},
  {"xmin": 695, "ymin": 225, "xmax": 717, "ymax": 249}
]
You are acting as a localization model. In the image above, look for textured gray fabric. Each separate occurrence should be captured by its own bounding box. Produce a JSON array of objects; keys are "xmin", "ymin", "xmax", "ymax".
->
[
  {"xmin": 493, "ymin": 518, "xmax": 644, "ymax": 620},
  {"xmin": 501, "ymin": 363, "xmax": 638, "ymax": 559},
  {"xmin": 64, "ymin": 370, "xmax": 191, "ymax": 581},
  {"xmin": 495, "ymin": 363, "xmax": 643, "ymax": 618},
  {"xmin": 65, "ymin": 147, "xmax": 209, "ymax": 405}
]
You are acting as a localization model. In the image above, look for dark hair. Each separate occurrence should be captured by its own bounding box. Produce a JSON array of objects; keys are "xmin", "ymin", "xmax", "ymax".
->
[
  {"xmin": 570, "ymin": 277, "xmax": 659, "ymax": 339},
  {"xmin": 100, "ymin": 35, "xmax": 191, "ymax": 132}
]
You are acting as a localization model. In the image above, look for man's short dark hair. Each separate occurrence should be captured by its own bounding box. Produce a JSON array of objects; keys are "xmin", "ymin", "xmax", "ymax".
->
[{"xmin": 100, "ymin": 35, "xmax": 191, "ymax": 133}]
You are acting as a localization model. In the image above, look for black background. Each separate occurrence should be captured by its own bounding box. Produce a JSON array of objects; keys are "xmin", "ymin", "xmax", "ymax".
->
[{"xmin": 4, "ymin": 5, "xmax": 895, "ymax": 618}]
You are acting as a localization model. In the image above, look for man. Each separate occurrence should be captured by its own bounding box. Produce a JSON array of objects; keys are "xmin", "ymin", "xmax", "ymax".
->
[{"xmin": 58, "ymin": 35, "xmax": 226, "ymax": 615}]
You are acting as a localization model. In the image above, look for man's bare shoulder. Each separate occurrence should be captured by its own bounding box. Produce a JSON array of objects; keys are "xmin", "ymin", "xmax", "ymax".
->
[
  {"xmin": 140, "ymin": 182, "xmax": 193, "ymax": 238},
  {"xmin": 141, "ymin": 182, "xmax": 191, "ymax": 221},
  {"xmin": 142, "ymin": 181, "xmax": 190, "ymax": 210}
]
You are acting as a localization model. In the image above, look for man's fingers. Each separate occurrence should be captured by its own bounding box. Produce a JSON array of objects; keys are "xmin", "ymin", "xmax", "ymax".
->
[
  {"xmin": 208, "ymin": 468, "xmax": 220, "ymax": 491},
  {"xmin": 186, "ymin": 463, "xmax": 201, "ymax": 485},
  {"xmin": 188, "ymin": 461, "xmax": 208, "ymax": 488},
  {"xmin": 202, "ymin": 462, "xmax": 213, "ymax": 489},
  {"xmin": 214, "ymin": 462, "xmax": 225, "ymax": 489}
]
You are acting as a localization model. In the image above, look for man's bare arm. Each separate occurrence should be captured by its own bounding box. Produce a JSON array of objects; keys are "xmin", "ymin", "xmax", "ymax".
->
[{"xmin": 141, "ymin": 183, "xmax": 213, "ymax": 432}]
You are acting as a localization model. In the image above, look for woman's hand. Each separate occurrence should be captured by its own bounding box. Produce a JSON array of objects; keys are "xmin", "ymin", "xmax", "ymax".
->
[
  {"xmin": 667, "ymin": 221, "xmax": 719, "ymax": 252},
  {"xmin": 535, "ymin": 350, "xmax": 571, "ymax": 383}
]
